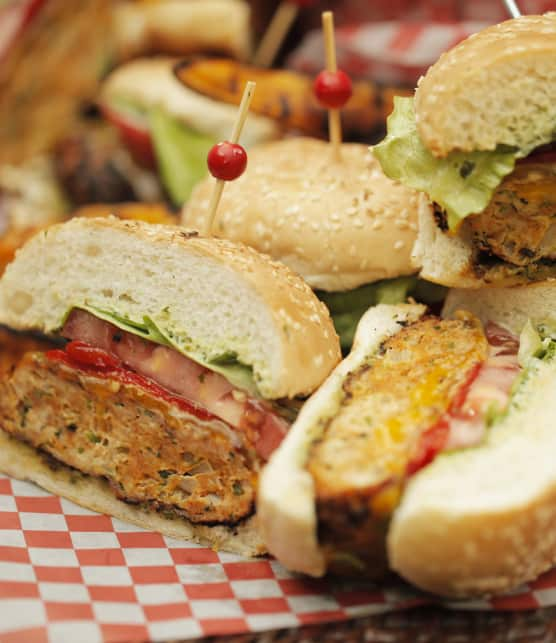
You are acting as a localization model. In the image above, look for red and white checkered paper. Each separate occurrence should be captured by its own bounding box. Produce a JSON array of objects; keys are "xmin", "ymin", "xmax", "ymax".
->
[
  {"xmin": 3, "ymin": 475, "xmax": 556, "ymax": 643},
  {"xmin": 287, "ymin": 21, "xmax": 490, "ymax": 85},
  {"xmin": 287, "ymin": 6, "xmax": 556, "ymax": 86}
]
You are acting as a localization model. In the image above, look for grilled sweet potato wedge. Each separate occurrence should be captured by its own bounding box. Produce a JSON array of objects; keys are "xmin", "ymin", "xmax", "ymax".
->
[{"xmin": 174, "ymin": 58, "xmax": 411, "ymax": 140}]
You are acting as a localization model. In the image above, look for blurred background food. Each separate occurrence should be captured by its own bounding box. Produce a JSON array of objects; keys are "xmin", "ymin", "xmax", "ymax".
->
[
  {"xmin": 1, "ymin": 0, "xmax": 555, "ymax": 273},
  {"xmin": 112, "ymin": 0, "xmax": 252, "ymax": 61}
]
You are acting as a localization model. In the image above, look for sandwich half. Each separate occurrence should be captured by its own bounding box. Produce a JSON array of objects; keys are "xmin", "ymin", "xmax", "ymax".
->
[
  {"xmin": 259, "ymin": 295, "xmax": 556, "ymax": 596},
  {"xmin": 373, "ymin": 13, "xmax": 556, "ymax": 288},
  {"xmin": 0, "ymin": 217, "xmax": 340, "ymax": 554}
]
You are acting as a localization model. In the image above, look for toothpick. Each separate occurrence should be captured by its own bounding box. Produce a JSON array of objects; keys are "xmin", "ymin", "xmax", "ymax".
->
[
  {"xmin": 205, "ymin": 81, "xmax": 256, "ymax": 235},
  {"xmin": 253, "ymin": 2, "xmax": 299, "ymax": 68},
  {"xmin": 502, "ymin": 0, "xmax": 522, "ymax": 18},
  {"xmin": 322, "ymin": 11, "xmax": 342, "ymax": 161}
]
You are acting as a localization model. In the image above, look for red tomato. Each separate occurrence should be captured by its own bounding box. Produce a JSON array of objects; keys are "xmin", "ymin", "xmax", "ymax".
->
[
  {"xmin": 406, "ymin": 420, "xmax": 449, "ymax": 476},
  {"xmin": 207, "ymin": 142, "xmax": 248, "ymax": 181},
  {"xmin": 100, "ymin": 104, "xmax": 156, "ymax": 169},
  {"xmin": 65, "ymin": 341, "xmax": 121, "ymax": 370},
  {"xmin": 313, "ymin": 70, "xmax": 353, "ymax": 109}
]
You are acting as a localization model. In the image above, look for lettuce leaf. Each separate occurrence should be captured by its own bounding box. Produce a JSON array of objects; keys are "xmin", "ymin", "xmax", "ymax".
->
[
  {"xmin": 148, "ymin": 107, "xmax": 213, "ymax": 206},
  {"xmin": 518, "ymin": 319, "xmax": 556, "ymax": 367},
  {"xmin": 317, "ymin": 277, "xmax": 446, "ymax": 352},
  {"xmin": 79, "ymin": 306, "xmax": 258, "ymax": 395},
  {"xmin": 372, "ymin": 97, "xmax": 518, "ymax": 229}
]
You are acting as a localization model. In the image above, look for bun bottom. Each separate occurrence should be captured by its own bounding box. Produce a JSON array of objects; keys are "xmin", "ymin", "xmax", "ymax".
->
[
  {"xmin": 389, "ymin": 348, "xmax": 556, "ymax": 597},
  {"xmin": 413, "ymin": 207, "xmax": 556, "ymax": 288},
  {"xmin": 0, "ymin": 431, "xmax": 265, "ymax": 557}
]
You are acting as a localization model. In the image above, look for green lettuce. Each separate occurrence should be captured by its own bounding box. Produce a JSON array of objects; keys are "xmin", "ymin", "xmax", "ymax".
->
[
  {"xmin": 372, "ymin": 97, "xmax": 518, "ymax": 230},
  {"xmin": 79, "ymin": 306, "xmax": 258, "ymax": 395},
  {"xmin": 149, "ymin": 107, "xmax": 213, "ymax": 206},
  {"xmin": 518, "ymin": 320, "xmax": 556, "ymax": 367},
  {"xmin": 317, "ymin": 277, "xmax": 446, "ymax": 353}
]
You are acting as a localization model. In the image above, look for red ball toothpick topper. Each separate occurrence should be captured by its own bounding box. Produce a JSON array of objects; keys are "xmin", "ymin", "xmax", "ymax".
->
[
  {"xmin": 208, "ymin": 142, "xmax": 247, "ymax": 181},
  {"xmin": 314, "ymin": 69, "xmax": 353, "ymax": 110},
  {"xmin": 202, "ymin": 81, "xmax": 256, "ymax": 236},
  {"xmin": 315, "ymin": 11, "xmax": 350, "ymax": 160}
]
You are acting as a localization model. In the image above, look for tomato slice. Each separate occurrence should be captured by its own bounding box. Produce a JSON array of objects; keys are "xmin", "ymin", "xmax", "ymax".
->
[
  {"xmin": 46, "ymin": 343, "xmax": 217, "ymax": 423},
  {"xmin": 46, "ymin": 339, "xmax": 289, "ymax": 460},
  {"xmin": 406, "ymin": 419, "xmax": 449, "ymax": 477},
  {"xmin": 100, "ymin": 104, "xmax": 156, "ymax": 169},
  {"xmin": 64, "ymin": 341, "xmax": 121, "ymax": 370}
]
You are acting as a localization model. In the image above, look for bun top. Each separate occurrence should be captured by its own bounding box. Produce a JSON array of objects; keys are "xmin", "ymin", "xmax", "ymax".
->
[
  {"xmin": 415, "ymin": 13, "xmax": 556, "ymax": 157},
  {"xmin": 0, "ymin": 217, "xmax": 340, "ymax": 399},
  {"xmin": 183, "ymin": 138, "xmax": 429, "ymax": 292}
]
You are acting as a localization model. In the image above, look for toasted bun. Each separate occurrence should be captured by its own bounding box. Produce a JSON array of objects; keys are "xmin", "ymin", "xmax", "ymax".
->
[
  {"xmin": 113, "ymin": 0, "xmax": 251, "ymax": 61},
  {"xmin": 415, "ymin": 13, "xmax": 556, "ymax": 157},
  {"xmin": 258, "ymin": 303, "xmax": 427, "ymax": 576},
  {"xmin": 442, "ymin": 281, "xmax": 556, "ymax": 334},
  {"xmin": 410, "ymin": 205, "xmax": 556, "ymax": 288},
  {"xmin": 100, "ymin": 58, "xmax": 279, "ymax": 146},
  {"xmin": 389, "ymin": 350, "xmax": 556, "ymax": 596},
  {"xmin": 0, "ymin": 217, "xmax": 340, "ymax": 399},
  {"xmin": 411, "ymin": 205, "xmax": 484, "ymax": 288},
  {"xmin": 184, "ymin": 138, "xmax": 430, "ymax": 292},
  {"xmin": 0, "ymin": 431, "xmax": 264, "ymax": 556}
]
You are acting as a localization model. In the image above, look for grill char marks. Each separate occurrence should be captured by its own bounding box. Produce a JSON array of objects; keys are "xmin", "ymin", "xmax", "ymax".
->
[{"xmin": 0, "ymin": 353, "xmax": 259, "ymax": 525}]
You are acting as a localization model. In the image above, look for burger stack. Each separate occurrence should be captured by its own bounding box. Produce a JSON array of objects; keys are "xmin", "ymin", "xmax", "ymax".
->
[{"xmin": 0, "ymin": 9, "xmax": 554, "ymax": 602}]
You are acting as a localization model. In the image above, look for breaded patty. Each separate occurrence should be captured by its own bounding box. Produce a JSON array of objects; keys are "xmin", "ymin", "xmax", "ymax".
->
[
  {"xmin": 468, "ymin": 162, "xmax": 556, "ymax": 266},
  {"xmin": 307, "ymin": 314, "xmax": 488, "ymax": 575},
  {"xmin": 0, "ymin": 353, "xmax": 258, "ymax": 525}
]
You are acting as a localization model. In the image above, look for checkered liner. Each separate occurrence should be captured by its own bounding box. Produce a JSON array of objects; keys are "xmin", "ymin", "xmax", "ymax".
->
[
  {"xmin": 287, "ymin": 21, "xmax": 490, "ymax": 85},
  {"xmin": 2, "ymin": 475, "xmax": 556, "ymax": 643}
]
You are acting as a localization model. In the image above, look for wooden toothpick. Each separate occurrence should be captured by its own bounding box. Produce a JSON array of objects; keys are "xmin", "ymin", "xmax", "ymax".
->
[
  {"xmin": 205, "ymin": 80, "xmax": 256, "ymax": 235},
  {"xmin": 322, "ymin": 11, "xmax": 342, "ymax": 161},
  {"xmin": 252, "ymin": 2, "xmax": 300, "ymax": 68}
]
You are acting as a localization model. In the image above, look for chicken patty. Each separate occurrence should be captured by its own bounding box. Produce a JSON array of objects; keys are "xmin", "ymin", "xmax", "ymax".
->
[
  {"xmin": 468, "ymin": 162, "xmax": 556, "ymax": 266},
  {"xmin": 308, "ymin": 314, "xmax": 488, "ymax": 576},
  {"xmin": 0, "ymin": 353, "xmax": 259, "ymax": 525}
]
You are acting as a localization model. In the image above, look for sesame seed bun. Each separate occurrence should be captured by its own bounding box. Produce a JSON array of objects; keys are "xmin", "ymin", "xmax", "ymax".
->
[
  {"xmin": 0, "ymin": 217, "xmax": 340, "ymax": 399},
  {"xmin": 183, "ymin": 138, "xmax": 431, "ymax": 292},
  {"xmin": 415, "ymin": 13, "xmax": 556, "ymax": 158}
]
